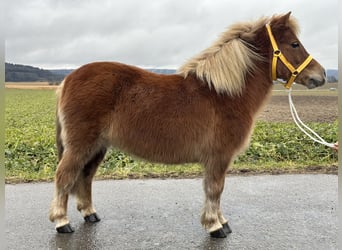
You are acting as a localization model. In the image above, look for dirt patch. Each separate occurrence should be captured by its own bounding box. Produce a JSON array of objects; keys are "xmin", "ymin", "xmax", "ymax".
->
[
  {"xmin": 5, "ymin": 84, "xmax": 58, "ymax": 90},
  {"xmin": 258, "ymin": 95, "xmax": 338, "ymax": 123}
]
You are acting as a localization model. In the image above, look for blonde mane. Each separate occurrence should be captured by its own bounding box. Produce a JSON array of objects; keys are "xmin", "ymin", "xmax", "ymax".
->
[{"xmin": 178, "ymin": 15, "xmax": 299, "ymax": 96}]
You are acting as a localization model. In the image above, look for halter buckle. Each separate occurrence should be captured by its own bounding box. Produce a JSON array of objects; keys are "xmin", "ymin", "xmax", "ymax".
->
[{"xmin": 274, "ymin": 50, "xmax": 281, "ymax": 57}]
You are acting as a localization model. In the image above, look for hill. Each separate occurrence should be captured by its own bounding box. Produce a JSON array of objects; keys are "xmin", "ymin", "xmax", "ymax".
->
[
  {"xmin": 326, "ymin": 69, "xmax": 338, "ymax": 82},
  {"xmin": 5, "ymin": 63, "xmax": 64, "ymax": 82},
  {"xmin": 146, "ymin": 68, "xmax": 176, "ymax": 74},
  {"xmin": 49, "ymin": 69, "xmax": 74, "ymax": 76}
]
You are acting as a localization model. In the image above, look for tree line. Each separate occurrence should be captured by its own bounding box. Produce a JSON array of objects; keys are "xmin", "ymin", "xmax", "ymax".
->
[{"xmin": 5, "ymin": 63, "xmax": 64, "ymax": 82}]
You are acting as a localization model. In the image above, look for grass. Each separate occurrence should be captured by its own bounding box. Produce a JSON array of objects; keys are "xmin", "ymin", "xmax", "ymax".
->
[{"xmin": 5, "ymin": 88, "xmax": 338, "ymax": 183}]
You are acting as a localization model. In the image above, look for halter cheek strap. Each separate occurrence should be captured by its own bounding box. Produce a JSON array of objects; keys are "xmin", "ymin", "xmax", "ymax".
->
[{"xmin": 266, "ymin": 23, "xmax": 313, "ymax": 89}]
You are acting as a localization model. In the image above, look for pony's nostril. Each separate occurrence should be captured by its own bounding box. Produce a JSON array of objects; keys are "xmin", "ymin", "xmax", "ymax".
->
[{"xmin": 307, "ymin": 78, "xmax": 325, "ymax": 89}]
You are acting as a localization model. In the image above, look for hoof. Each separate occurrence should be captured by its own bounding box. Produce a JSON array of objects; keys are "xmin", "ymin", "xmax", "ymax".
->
[
  {"xmin": 84, "ymin": 213, "xmax": 101, "ymax": 223},
  {"xmin": 56, "ymin": 223, "xmax": 75, "ymax": 233},
  {"xmin": 222, "ymin": 222, "xmax": 232, "ymax": 234},
  {"xmin": 210, "ymin": 228, "xmax": 227, "ymax": 238}
]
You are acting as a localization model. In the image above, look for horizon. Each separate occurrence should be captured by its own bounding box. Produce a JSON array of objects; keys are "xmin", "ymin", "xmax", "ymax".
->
[{"xmin": 4, "ymin": 62, "xmax": 339, "ymax": 71}]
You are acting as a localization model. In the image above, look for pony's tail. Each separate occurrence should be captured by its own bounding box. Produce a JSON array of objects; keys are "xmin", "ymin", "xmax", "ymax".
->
[
  {"xmin": 56, "ymin": 114, "xmax": 64, "ymax": 161},
  {"xmin": 56, "ymin": 80, "xmax": 65, "ymax": 161}
]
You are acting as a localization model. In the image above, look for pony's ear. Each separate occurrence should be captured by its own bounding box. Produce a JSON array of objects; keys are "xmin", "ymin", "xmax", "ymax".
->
[
  {"xmin": 272, "ymin": 11, "xmax": 292, "ymax": 28},
  {"xmin": 282, "ymin": 12, "xmax": 292, "ymax": 26}
]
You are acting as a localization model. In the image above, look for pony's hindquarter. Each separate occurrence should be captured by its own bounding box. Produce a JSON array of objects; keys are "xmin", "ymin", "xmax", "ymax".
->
[{"xmin": 50, "ymin": 74, "xmax": 110, "ymax": 232}]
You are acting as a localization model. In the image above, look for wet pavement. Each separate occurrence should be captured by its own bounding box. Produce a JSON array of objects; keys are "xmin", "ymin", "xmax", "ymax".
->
[{"xmin": 6, "ymin": 174, "xmax": 337, "ymax": 249}]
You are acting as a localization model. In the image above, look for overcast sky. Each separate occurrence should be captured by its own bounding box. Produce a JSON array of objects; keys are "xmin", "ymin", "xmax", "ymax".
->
[{"xmin": 5, "ymin": 0, "xmax": 338, "ymax": 70}]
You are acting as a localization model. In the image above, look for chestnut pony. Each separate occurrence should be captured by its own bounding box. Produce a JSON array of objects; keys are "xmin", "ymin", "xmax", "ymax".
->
[{"xmin": 49, "ymin": 12, "xmax": 326, "ymax": 238}]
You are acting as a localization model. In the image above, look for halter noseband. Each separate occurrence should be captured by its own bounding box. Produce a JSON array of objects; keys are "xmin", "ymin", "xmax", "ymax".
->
[{"xmin": 266, "ymin": 23, "xmax": 313, "ymax": 89}]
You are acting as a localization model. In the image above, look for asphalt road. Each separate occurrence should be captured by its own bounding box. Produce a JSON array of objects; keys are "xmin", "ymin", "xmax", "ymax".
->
[{"xmin": 5, "ymin": 174, "xmax": 337, "ymax": 250}]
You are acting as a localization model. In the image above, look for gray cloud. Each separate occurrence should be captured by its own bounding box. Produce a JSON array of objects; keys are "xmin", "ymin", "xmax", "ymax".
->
[{"xmin": 5, "ymin": 0, "xmax": 338, "ymax": 69}]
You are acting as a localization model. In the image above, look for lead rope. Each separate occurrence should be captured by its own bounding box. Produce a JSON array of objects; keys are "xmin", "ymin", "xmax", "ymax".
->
[{"xmin": 288, "ymin": 87, "xmax": 337, "ymax": 150}]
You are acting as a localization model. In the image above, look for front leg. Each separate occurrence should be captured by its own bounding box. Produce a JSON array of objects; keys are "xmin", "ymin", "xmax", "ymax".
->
[{"xmin": 201, "ymin": 158, "xmax": 232, "ymax": 238}]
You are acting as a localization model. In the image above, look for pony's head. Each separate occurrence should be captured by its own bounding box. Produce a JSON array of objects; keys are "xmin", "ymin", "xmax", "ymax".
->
[{"xmin": 267, "ymin": 12, "xmax": 326, "ymax": 89}]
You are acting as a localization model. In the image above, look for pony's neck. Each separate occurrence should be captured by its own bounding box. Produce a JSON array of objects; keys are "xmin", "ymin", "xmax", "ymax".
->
[{"xmin": 242, "ymin": 63, "xmax": 274, "ymax": 116}]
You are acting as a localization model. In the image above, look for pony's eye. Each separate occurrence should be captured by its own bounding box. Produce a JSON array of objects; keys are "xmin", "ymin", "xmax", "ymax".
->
[{"xmin": 291, "ymin": 42, "xmax": 300, "ymax": 48}]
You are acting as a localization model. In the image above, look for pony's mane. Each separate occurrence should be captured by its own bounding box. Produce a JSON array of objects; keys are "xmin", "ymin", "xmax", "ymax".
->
[{"xmin": 178, "ymin": 15, "xmax": 299, "ymax": 96}]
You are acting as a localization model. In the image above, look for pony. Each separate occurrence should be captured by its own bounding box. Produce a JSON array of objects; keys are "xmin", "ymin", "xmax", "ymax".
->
[{"xmin": 49, "ymin": 12, "xmax": 326, "ymax": 238}]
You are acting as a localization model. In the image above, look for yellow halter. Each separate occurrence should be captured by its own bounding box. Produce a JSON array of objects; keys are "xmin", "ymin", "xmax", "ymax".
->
[{"xmin": 266, "ymin": 23, "xmax": 313, "ymax": 89}]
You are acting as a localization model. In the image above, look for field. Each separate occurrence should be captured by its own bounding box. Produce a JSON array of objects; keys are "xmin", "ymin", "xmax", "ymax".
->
[
  {"xmin": 5, "ymin": 84, "xmax": 338, "ymax": 183},
  {"xmin": 5, "ymin": 82, "xmax": 57, "ymax": 90},
  {"xmin": 258, "ymin": 95, "xmax": 338, "ymax": 122}
]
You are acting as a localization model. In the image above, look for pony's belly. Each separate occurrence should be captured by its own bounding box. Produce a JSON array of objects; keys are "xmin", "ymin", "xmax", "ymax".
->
[
  {"xmin": 106, "ymin": 112, "xmax": 204, "ymax": 164},
  {"xmin": 113, "ymin": 137, "xmax": 199, "ymax": 165}
]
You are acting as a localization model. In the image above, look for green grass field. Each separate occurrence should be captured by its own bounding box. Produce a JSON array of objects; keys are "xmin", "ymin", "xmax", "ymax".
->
[{"xmin": 5, "ymin": 88, "xmax": 338, "ymax": 183}]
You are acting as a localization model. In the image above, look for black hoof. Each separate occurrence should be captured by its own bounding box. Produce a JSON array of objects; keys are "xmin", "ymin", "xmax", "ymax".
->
[
  {"xmin": 222, "ymin": 222, "xmax": 232, "ymax": 234},
  {"xmin": 210, "ymin": 228, "xmax": 227, "ymax": 238},
  {"xmin": 56, "ymin": 223, "xmax": 75, "ymax": 233},
  {"xmin": 84, "ymin": 213, "xmax": 101, "ymax": 223}
]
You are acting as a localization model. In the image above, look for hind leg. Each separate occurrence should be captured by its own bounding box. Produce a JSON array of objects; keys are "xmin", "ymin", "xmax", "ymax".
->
[
  {"xmin": 201, "ymin": 158, "xmax": 231, "ymax": 238},
  {"xmin": 71, "ymin": 148, "xmax": 107, "ymax": 223},
  {"xmin": 49, "ymin": 151, "xmax": 84, "ymax": 233}
]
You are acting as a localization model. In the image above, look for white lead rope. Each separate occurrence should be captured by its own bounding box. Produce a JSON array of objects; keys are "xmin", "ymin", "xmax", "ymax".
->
[{"xmin": 288, "ymin": 88, "xmax": 336, "ymax": 149}]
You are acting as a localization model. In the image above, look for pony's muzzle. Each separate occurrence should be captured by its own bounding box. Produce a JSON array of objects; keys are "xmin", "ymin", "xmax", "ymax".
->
[
  {"xmin": 307, "ymin": 75, "xmax": 326, "ymax": 89},
  {"xmin": 302, "ymin": 67, "xmax": 326, "ymax": 89}
]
